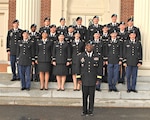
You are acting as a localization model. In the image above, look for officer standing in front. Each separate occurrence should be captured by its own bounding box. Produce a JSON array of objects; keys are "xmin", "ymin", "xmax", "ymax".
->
[
  {"xmin": 6, "ymin": 19, "xmax": 23, "ymax": 81},
  {"xmin": 17, "ymin": 30, "xmax": 34, "ymax": 91},
  {"xmin": 123, "ymin": 31, "xmax": 142, "ymax": 93},
  {"xmin": 76, "ymin": 41, "xmax": 103, "ymax": 116}
]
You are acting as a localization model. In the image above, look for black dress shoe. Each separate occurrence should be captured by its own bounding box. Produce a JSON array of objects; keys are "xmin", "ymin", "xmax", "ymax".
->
[
  {"xmin": 40, "ymin": 88, "xmax": 43, "ymax": 90},
  {"xmin": 127, "ymin": 90, "xmax": 131, "ymax": 93},
  {"xmin": 21, "ymin": 88, "xmax": 25, "ymax": 90},
  {"xmin": 73, "ymin": 89, "xmax": 77, "ymax": 91},
  {"xmin": 88, "ymin": 111, "xmax": 93, "ymax": 116},
  {"xmin": 57, "ymin": 89, "xmax": 61, "ymax": 91},
  {"xmin": 81, "ymin": 112, "xmax": 88, "ymax": 116},
  {"xmin": 113, "ymin": 88, "xmax": 119, "ymax": 92},
  {"xmin": 132, "ymin": 90, "xmax": 138, "ymax": 93},
  {"xmin": 45, "ymin": 88, "xmax": 48, "ymax": 90},
  {"xmin": 11, "ymin": 79, "xmax": 16, "ymax": 81},
  {"xmin": 61, "ymin": 89, "xmax": 65, "ymax": 91},
  {"xmin": 96, "ymin": 88, "xmax": 101, "ymax": 91}
]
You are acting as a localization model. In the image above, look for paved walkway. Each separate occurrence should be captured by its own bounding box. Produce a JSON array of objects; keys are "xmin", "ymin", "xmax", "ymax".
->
[{"xmin": 0, "ymin": 105, "xmax": 150, "ymax": 120}]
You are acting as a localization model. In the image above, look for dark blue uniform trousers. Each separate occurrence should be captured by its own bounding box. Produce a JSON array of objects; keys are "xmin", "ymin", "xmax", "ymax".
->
[
  {"xmin": 19, "ymin": 65, "xmax": 31, "ymax": 89},
  {"xmin": 107, "ymin": 64, "xmax": 119, "ymax": 89},
  {"xmin": 126, "ymin": 66, "xmax": 138, "ymax": 90},
  {"xmin": 10, "ymin": 55, "xmax": 20, "ymax": 79}
]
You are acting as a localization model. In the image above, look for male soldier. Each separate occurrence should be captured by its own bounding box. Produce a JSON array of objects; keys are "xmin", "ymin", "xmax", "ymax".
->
[
  {"xmin": 57, "ymin": 17, "xmax": 68, "ymax": 35},
  {"xmin": 88, "ymin": 16, "xmax": 103, "ymax": 40},
  {"xmin": 125, "ymin": 17, "xmax": 141, "ymax": 41},
  {"xmin": 17, "ymin": 30, "xmax": 34, "ymax": 91},
  {"xmin": 6, "ymin": 19, "xmax": 23, "ymax": 81},
  {"xmin": 106, "ymin": 30, "xmax": 123, "ymax": 92},
  {"xmin": 65, "ymin": 25, "xmax": 75, "ymax": 44},
  {"xmin": 101, "ymin": 25, "xmax": 110, "ymax": 83},
  {"xmin": 74, "ymin": 17, "xmax": 87, "ymax": 41},
  {"xmin": 39, "ymin": 17, "xmax": 50, "ymax": 36},
  {"xmin": 49, "ymin": 24, "xmax": 58, "ymax": 44},
  {"xmin": 29, "ymin": 24, "xmax": 40, "ymax": 82},
  {"xmin": 117, "ymin": 22, "xmax": 128, "ymax": 84},
  {"xmin": 92, "ymin": 32, "xmax": 103, "ymax": 91},
  {"xmin": 76, "ymin": 41, "xmax": 103, "ymax": 116},
  {"xmin": 107, "ymin": 14, "xmax": 119, "ymax": 31},
  {"xmin": 123, "ymin": 31, "xmax": 142, "ymax": 93}
]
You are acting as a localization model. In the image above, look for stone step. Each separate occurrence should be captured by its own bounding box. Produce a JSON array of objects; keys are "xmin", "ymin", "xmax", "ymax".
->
[
  {"xmin": 0, "ymin": 87, "xmax": 150, "ymax": 100},
  {"xmin": 0, "ymin": 81, "xmax": 150, "ymax": 91},
  {"xmin": 1, "ymin": 73, "xmax": 150, "ymax": 82}
]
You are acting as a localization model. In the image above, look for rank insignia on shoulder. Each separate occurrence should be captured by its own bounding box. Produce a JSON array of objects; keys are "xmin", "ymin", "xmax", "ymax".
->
[{"xmin": 127, "ymin": 45, "xmax": 130, "ymax": 47}]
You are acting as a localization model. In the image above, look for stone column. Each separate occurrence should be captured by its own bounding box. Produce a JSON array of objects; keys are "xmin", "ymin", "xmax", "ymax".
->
[
  {"xmin": 16, "ymin": 0, "xmax": 41, "ymax": 30},
  {"xmin": 134, "ymin": 0, "xmax": 150, "ymax": 76}
]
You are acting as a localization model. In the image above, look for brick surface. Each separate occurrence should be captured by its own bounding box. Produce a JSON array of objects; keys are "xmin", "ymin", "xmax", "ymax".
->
[
  {"xmin": 40, "ymin": 0, "xmax": 51, "ymax": 26},
  {"xmin": 8, "ymin": 0, "xmax": 16, "ymax": 30},
  {"xmin": 7, "ymin": 0, "xmax": 134, "ymax": 29},
  {"xmin": 121, "ymin": 0, "xmax": 134, "ymax": 25}
]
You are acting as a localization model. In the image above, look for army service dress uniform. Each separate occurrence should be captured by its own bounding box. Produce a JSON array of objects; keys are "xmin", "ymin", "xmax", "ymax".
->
[
  {"xmin": 6, "ymin": 25, "xmax": 23, "ymax": 80},
  {"xmin": 76, "ymin": 50, "xmax": 103, "ymax": 115},
  {"xmin": 106, "ymin": 38, "xmax": 123, "ymax": 91},
  {"xmin": 123, "ymin": 39, "xmax": 142, "ymax": 92},
  {"xmin": 71, "ymin": 40, "xmax": 85, "ymax": 74},
  {"xmin": 17, "ymin": 38, "xmax": 34, "ymax": 90},
  {"xmin": 35, "ymin": 39, "xmax": 53, "ymax": 72},
  {"xmin": 52, "ymin": 41, "xmax": 71, "ymax": 75}
]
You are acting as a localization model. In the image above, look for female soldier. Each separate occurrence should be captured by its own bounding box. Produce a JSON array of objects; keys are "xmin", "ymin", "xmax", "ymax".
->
[
  {"xmin": 71, "ymin": 32, "xmax": 85, "ymax": 91},
  {"xmin": 35, "ymin": 31, "xmax": 53, "ymax": 90},
  {"xmin": 52, "ymin": 34, "xmax": 71, "ymax": 91}
]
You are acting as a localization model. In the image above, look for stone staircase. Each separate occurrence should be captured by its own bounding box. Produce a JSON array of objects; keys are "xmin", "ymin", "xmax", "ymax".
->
[{"xmin": 0, "ymin": 73, "xmax": 150, "ymax": 107}]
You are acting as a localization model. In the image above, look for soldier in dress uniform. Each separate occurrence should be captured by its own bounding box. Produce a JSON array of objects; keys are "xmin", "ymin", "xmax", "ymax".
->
[
  {"xmin": 52, "ymin": 34, "xmax": 71, "ymax": 91},
  {"xmin": 49, "ymin": 24, "xmax": 58, "ymax": 44},
  {"xmin": 92, "ymin": 32, "xmax": 103, "ymax": 91},
  {"xmin": 74, "ymin": 17, "xmax": 87, "ymax": 41},
  {"xmin": 6, "ymin": 19, "xmax": 23, "ymax": 81},
  {"xmin": 125, "ymin": 17, "xmax": 141, "ymax": 41},
  {"xmin": 88, "ymin": 16, "xmax": 103, "ymax": 40},
  {"xmin": 17, "ymin": 30, "xmax": 34, "ymax": 91},
  {"xmin": 76, "ymin": 41, "xmax": 103, "ymax": 116},
  {"xmin": 101, "ymin": 25, "xmax": 110, "ymax": 83},
  {"xmin": 123, "ymin": 31, "xmax": 142, "ymax": 93},
  {"xmin": 29, "ymin": 24, "xmax": 40, "ymax": 82},
  {"xmin": 107, "ymin": 14, "xmax": 119, "ymax": 31},
  {"xmin": 65, "ymin": 25, "xmax": 75, "ymax": 44},
  {"xmin": 39, "ymin": 17, "xmax": 50, "ymax": 36},
  {"xmin": 71, "ymin": 32, "xmax": 85, "ymax": 91},
  {"xmin": 35, "ymin": 31, "xmax": 53, "ymax": 90},
  {"xmin": 57, "ymin": 17, "xmax": 68, "ymax": 35},
  {"xmin": 106, "ymin": 30, "xmax": 123, "ymax": 92},
  {"xmin": 117, "ymin": 22, "xmax": 128, "ymax": 84}
]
